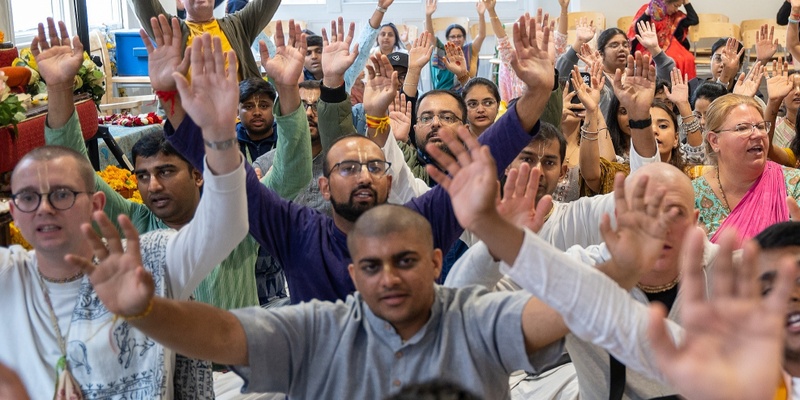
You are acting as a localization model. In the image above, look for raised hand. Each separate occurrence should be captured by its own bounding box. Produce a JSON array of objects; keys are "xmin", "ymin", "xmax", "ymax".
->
[
  {"xmin": 141, "ymin": 15, "xmax": 191, "ymax": 92},
  {"xmin": 389, "ymin": 91, "xmax": 412, "ymax": 143},
  {"xmin": 571, "ymin": 62, "xmax": 604, "ymax": 112},
  {"xmin": 321, "ymin": 17, "xmax": 358, "ymax": 88},
  {"xmin": 483, "ymin": 0, "xmax": 497, "ymax": 13},
  {"xmin": 533, "ymin": 10, "xmax": 557, "ymax": 62},
  {"xmin": 635, "ymin": 20, "xmax": 661, "ymax": 55},
  {"xmin": 510, "ymin": 13, "xmax": 555, "ymax": 93},
  {"xmin": 720, "ymin": 37, "xmax": 745, "ymax": 83},
  {"xmin": 261, "ymin": 20, "xmax": 307, "ymax": 87},
  {"xmin": 558, "ymin": 0, "xmax": 570, "ymax": 9},
  {"xmin": 732, "ymin": 60, "xmax": 765, "ymax": 98},
  {"xmin": 575, "ymin": 17, "xmax": 596, "ymax": 44},
  {"xmin": 600, "ymin": 173, "xmax": 677, "ymax": 286},
  {"xmin": 576, "ymin": 42, "xmax": 602, "ymax": 68},
  {"xmin": 612, "ymin": 51, "xmax": 656, "ymax": 120},
  {"xmin": 65, "ymin": 212, "xmax": 155, "ymax": 318},
  {"xmin": 408, "ymin": 31, "xmax": 434, "ymax": 70},
  {"xmin": 443, "ymin": 42, "xmax": 468, "ymax": 77},
  {"xmin": 766, "ymin": 57, "xmax": 793, "ymax": 101},
  {"xmin": 425, "ymin": 0, "xmax": 437, "ymax": 16},
  {"xmin": 664, "ymin": 68, "xmax": 690, "ymax": 106},
  {"xmin": 647, "ymin": 229, "xmax": 795, "ymax": 400},
  {"xmin": 30, "ymin": 18, "xmax": 83, "ymax": 87},
  {"xmin": 497, "ymin": 164, "xmax": 553, "ymax": 233},
  {"xmin": 562, "ymin": 90, "xmax": 585, "ymax": 121},
  {"xmin": 400, "ymin": 25, "xmax": 409, "ymax": 44},
  {"xmin": 173, "ymin": 34, "xmax": 239, "ymax": 138},
  {"xmin": 755, "ymin": 24, "xmax": 779, "ymax": 63},
  {"xmin": 426, "ymin": 124, "xmax": 499, "ymax": 231},
  {"xmin": 476, "ymin": 0, "xmax": 486, "ymax": 15},
  {"xmin": 362, "ymin": 53, "xmax": 398, "ymax": 117}
]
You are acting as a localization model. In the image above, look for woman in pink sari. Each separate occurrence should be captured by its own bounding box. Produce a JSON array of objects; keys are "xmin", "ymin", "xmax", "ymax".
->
[
  {"xmin": 693, "ymin": 94, "xmax": 800, "ymax": 248},
  {"xmin": 628, "ymin": 0, "xmax": 698, "ymax": 79}
]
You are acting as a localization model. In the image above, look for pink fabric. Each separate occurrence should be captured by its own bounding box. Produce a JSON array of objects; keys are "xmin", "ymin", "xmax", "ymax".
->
[{"xmin": 711, "ymin": 161, "xmax": 789, "ymax": 248}]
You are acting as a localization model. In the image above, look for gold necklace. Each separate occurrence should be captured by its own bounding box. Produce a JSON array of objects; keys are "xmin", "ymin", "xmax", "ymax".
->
[
  {"xmin": 38, "ymin": 269, "xmax": 84, "ymax": 284},
  {"xmin": 637, "ymin": 274, "xmax": 680, "ymax": 294},
  {"xmin": 716, "ymin": 167, "xmax": 731, "ymax": 212},
  {"xmin": 564, "ymin": 144, "xmax": 580, "ymax": 165}
]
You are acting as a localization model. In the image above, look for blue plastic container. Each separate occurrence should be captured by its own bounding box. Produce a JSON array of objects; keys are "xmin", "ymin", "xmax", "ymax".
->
[{"xmin": 114, "ymin": 30, "xmax": 149, "ymax": 76}]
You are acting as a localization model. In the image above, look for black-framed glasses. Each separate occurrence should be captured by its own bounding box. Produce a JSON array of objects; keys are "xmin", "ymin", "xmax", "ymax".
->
[
  {"xmin": 466, "ymin": 99, "xmax": 498, "ymax": 109},
  {"xmin": 10, "ymin": 189, "xmax": 87, "ymax": 213},
  {"xmin": 417, "ymin": 112, "xmax": 461, "ymax": 126},
  {"xmin": 302, "ymin": 101, "xmax": 318, "ymax": 112},
  {"xmin": 330, "ymin": 160, "xmax": 392, "ymax": 178},
  {"xmin": 715, "ymin": 121, "xmax": 771, "ymax": 136}
]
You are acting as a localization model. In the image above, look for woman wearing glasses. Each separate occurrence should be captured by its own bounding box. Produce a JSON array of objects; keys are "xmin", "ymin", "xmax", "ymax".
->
[
  {"xmin": 461, "ymin": 78, "xmax": 500, "ymax": 137},
  {"xmin": 693, "ymin": 94, "xmax": 800, "ymax": 248}
]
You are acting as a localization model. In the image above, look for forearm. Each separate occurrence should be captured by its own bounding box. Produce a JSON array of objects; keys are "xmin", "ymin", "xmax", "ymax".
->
[
  {"xmin": 788, "ymin": 14, "xmax": 800, "ymax": 57},
  {"xmin": 263, "ymin": 98, "xmax": 313, "ymax": 199},
  {"xmin": 591, "ymin": 108, "xmax": 616, "ymax": 161},
  {"xmin": 515, "ymin": 80, "xmax": 553, "ymax": 132},
  {"xmin": 558, "ymin": 6, "xmax": 568, "ymax": 35},
  {"xmin": 130, "ymin": 297, "xmax": 248, "ymax": 366},
  {"xmin": 44, "ymin": 110, "xmax": 88, "ymax": 157},
  {"xmin": 165, "ymin": 116, "xmax": 208, "ymax": 172},
  {"xmin": 765, "ymin": 98, "xmax": 794, "ymax": 166},
  {"xmin": 629, "ymin": 108, "xmax": 657, "ymax": 158},
  {"xmin": 162, "ymin": 96, "xmax": 186, "ymax": 129},
  {"xmin": 555, "ymin": 48, "xmax": 580, "ymax": 80},
  {"xmin": 489, "ymin": 11, "xmax": 506, "ymax": 39},
  {"xmin": 677, "ymin": 101, "xmax": 702, "ymax": 147},
  {"xmin": 425, "ymin": 13, "xmax": 435, "ymax": 35},
  {"xmin": 45, "ymin": 84, "xmax": 76, "ymax": 129},
  {"xmin": 470, "ymin": 16, "xmax": 486, "ymax": 53},
  {"xmin": 579, "ymin": 111, "xmax": 602, "ymax": 192},
  {"xmin": 468, "ymin": 212, "xmax": 525, "ymax": 268},
  {"xmin": 501, "ymin": 229, "xmax": 681, "ymax": 384},
  {"xmin": 653, "ymin": 52, "xmax": 675, "ymax": 82},
  {"xmin": 403, "ymin": 67, "xmax": 421, "ymax": 98},
  {"xmin": 318, "ymin": 83, "xmax": 356, "ymax": 154},
  {"xmin": 369, "ymin": 5, "xmax": 386, "ymax": 29},
  {"xmin": 167, "ymin": 157, "xmax": 248, "ymax": 298}
]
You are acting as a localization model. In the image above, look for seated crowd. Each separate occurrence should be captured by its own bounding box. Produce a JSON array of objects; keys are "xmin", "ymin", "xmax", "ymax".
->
[{"xmin": 4, "ymin": 0, "xmax": 800, "ymax": 398}]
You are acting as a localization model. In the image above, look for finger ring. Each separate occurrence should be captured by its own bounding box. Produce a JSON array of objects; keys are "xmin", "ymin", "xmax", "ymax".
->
[{"xmin": 375, "ymin": 73, "xmax": 382, "ymax": 76}]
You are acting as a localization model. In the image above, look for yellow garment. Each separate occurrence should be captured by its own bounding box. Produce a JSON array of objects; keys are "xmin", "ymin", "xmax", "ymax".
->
[
  {"xmin": 775, "ymin": 372, "xmax": 788, "ymax": 400},
  {"xmin": 786, "ymin": 147, "xmax": 797, "ymax": 168},
  {"xmin": 579, "ymin": 158, "xmax": 630, "ymax": 197},
  {"xmin": 686, "ymin": 165, "xmax": 714, "ymax": 180},
  {"xmin": 185, "ymin": 20, "xmax": 241, "ymax": 81}
]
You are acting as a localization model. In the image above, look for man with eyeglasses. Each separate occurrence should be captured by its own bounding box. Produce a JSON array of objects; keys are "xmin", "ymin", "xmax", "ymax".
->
[{"xmin": 2, "ymin": 31, "xmax": 249, "ymax": 398}]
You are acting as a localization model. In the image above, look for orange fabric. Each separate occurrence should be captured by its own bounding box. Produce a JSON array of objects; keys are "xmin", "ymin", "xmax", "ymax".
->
[{"xmin": 628, "ymin": 4, "xmax": 696, "ymax": 79}]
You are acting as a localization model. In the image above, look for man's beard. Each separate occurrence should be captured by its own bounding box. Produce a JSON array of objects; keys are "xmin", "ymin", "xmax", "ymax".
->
[{"xmin": 330, "ymin": 186, "xmax": 380, "ymax": 222}]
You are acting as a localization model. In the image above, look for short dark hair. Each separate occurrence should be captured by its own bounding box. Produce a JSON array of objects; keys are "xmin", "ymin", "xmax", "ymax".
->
[
  {"xmin": 416, "ymin": 90, "xmax": 468, "ymax": 123},
  {"xmin": 239, "ymin": 77, "xmax": 276, "ymax": 103},
  {"xmin": 131, "ymin": 132, "xmax": 193, "ymax": 170},
  {"xmin": 299, "ymin": 80, "xmax": 321, "ymax": 90},
  {"xmin": 655, "ymin": 78, "xmax": 672, "ymax": 96},
  {"xmin": 323, "ymin": 134, "xmax": 383, "ymax": 177},
  {"xmin": 755, "ymin": 221, "xmax": 800, "ymax": 249},
  {"xmin": 597, "ymin": 28, "xmax": 627, "ymax": 55},
  {"xmin": 462, "ymin": 77, "xmax": 501, "ymax": 103},
  {"xmin": 711, "ymin": 38, "xmax": 745, "ymax": 68},
  {"xmin": 445, "ymin": 24, "xmax": 466, "ymax": 40},
  {"xmin": 532, "ymin": 121, "xmax": 567, "ymax": 163},
  {"xmin": 306, "ymin": 34, "xmax": 323, "ymax": 48},
  {"xmin": 12, "ymin": 146, "xmax": 96, "ymax": 193},
  {"xmin": 691, "ymin": 81, "xmax": 728, "ymax": 108}
]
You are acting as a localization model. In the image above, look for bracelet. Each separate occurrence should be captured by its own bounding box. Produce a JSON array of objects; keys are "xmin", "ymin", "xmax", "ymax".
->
[
  {"xmin": 458, "ymin": 72, "xmax": 470, "ymax": 82},
  {"xmin": 678, "ymin": 114, "xmax": 697, "ymax": 123},
  {"xmin": 204, "ymin": 137, "xmax": 238, "ymax": 150},
  {"xmin": 120, "ymin": 297, "xmax": 154, "ymax": 321},
  {"xmin": 365, "ymin": 114, "xmax": 390, "ymax": 135},
  {"xmin": 628, "ymin": 117, "xmax": 652, "ymax": 129},
  {"xmin": 790, "ymin": 17, "xmax": 800, "ymax": 24},
  {"xmin": 376, "ymin": 5, "xmax": 387, "ymax": 12},
  {"xmin": 579, "ymin": 126, "xmax": 605, "ymax": 141},
  {"xmin": 681, "ymin": 116, "xmax": 701, "ymax": 133}
]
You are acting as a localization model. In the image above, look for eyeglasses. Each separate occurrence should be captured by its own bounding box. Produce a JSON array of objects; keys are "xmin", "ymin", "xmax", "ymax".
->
[
  {"xmin": 466, "ymin": 99, "xmax": 497, "ymax": 109},
  {"xmin": 605, "ymin": 41, "xmax": 631, "ymax": 50},
  {"xmin": 11, "ymin": 188, "xmax": 87, "ymax": 213},
  {"xmin": 302, "ymin": 101, "xmax": 318, "ymax": 112},
  {"xmin": 330, "ymin": 160, "xmax": 392, "ymax": 178},
  {"xmin": 711, "ymin": 54, "xmax": 724, "ymax": 63},
  {"xmin": 418, "ymin": 112, "xmax": 462, "ymax": 126},
  {"xmin": 448, "ymin": 35, "xmax": 464, "ymax": 40},
  {"xmin": 715, "ymin": 121, "xmax": 771, "ymax": 135}
]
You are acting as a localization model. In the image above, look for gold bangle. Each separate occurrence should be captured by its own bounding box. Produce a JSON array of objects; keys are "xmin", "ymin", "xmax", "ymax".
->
[{"xmin": 121, "ymin": 297, "xmax": 155, "ymax": 321}]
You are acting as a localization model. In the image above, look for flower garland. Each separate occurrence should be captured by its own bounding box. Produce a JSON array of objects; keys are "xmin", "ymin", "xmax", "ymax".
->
[
  {"xmin": 12, "ymin": 48, "xmax": 105, "ymax": 105},
  {"xmin": 9, "ymin": 222, "xmax": 32, "ymax": 250},
  {"xmin": 99, "ymin": 112, "xmax": 163, "ymax": 127},
  {"xmin": 97, "ymin": 165, "xmax": 142, "ymax": 203}
]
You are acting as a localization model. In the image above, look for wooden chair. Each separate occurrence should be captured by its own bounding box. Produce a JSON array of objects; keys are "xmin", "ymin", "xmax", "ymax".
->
[
  {"xmin": 741, "ymin": 28, "xmax": 788, "ymax": 63},
  {"xmin": 739, "ymin": 19, "xmax": 778, "ymax": 36},
  {"xmin": 617, "ymin": 16, "xmax": 635, "ymax": 31},
  {"xmin": 89, "ymin": 30, "xmax": 155, "ymax": 116},
  {"xmin": 567, "ymin": 11, "xmax": 605, "ymax": 30},
  {"xmin": 431, "ymin": 17, "xmax": 470, "ymax": 37},
  {"xmin": 469, "ymin": 23, "xmax": 490, "ymax": 40},
  {"xmin": 689, "ymin": 22, "xmax": 739, "ymax": 69}
]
